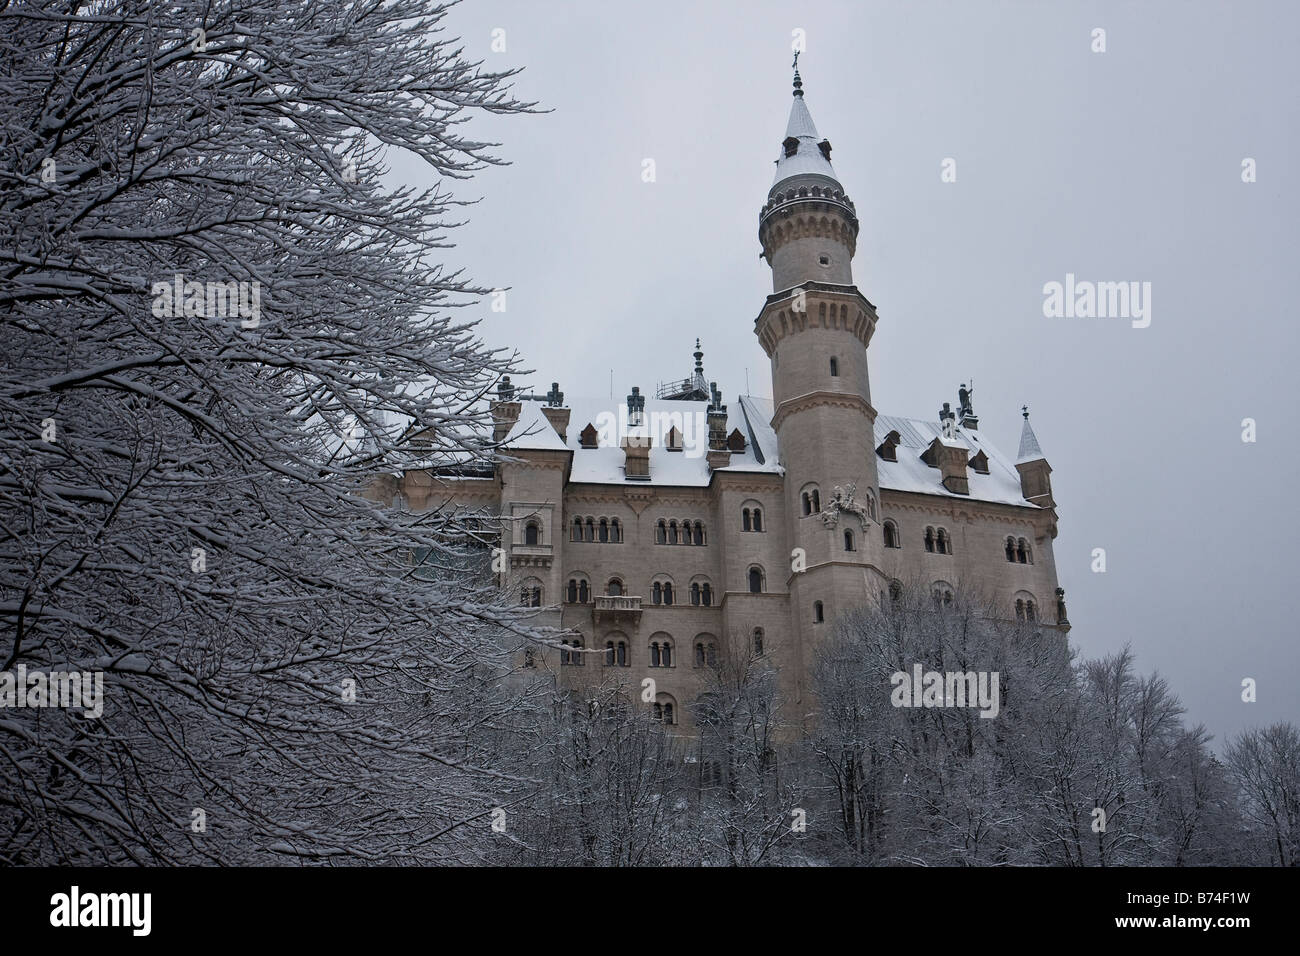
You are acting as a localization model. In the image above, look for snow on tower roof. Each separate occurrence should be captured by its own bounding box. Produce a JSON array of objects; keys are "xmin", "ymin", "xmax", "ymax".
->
[
  {"xmin": 771, "ymin": 69, "xmax": 839, "ymax": 189},
  {"xmin": 1016, "ymin": 408, "xmax": 1046, "ymax": 464}
]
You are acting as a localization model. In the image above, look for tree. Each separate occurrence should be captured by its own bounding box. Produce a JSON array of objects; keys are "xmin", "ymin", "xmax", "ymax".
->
[
  {"xmin": 0, "ymin": 0, "xmax": 538, "ymax": 864},
  {"xmin": 1227, "ymin": 723, "xmax": 1300, "ymax": 866}
]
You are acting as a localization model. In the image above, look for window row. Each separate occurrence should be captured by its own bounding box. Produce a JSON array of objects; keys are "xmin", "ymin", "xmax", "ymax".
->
[
  {"xmin": 563, "ymin": 576, "xmax": 715, "ymax": 606},
  {"xmin": 555, "ymin": 630, "xmax": 768, "ymax": 669},
  {"xmin": 741, "ymin": 506, "xmax": 765, "ymax": 532},
  {"xmin": 570, "ymin": 516, "xmax": 623, "ymax": 543},
  {"xmin": 656, "ymin": 519, "xmax": 706, "ymax": 545}
]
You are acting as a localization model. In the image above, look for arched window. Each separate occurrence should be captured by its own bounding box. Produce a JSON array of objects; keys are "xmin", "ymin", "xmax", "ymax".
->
[
  {"xmin": 656, "ymin": 520, "xmax": 667, "ymax": 544},
  {"xmin": 748, "ymin": 567, "xmax": 764, "ymax": 593},
  {"xmin": 652, "ymin": 582, "xmax": 663, "ymax": 605},
  {"xmin": 694, "ymin": 639, "xmax": 717, "ymax": 668},
  {"xmin": 524, "ymin": 521, "xmax": 539, "ymax": 546},
  {"xmin": 830, "ymin": 356, "xmax": 839, "ymax": 377},
  {"xmin": 520, "ymin": 580, "xmax": 542, "ymax": 607},
  {"xmin": 579, "ymin": 579, "xmax": 590, "ymax": 603},
  {"xmin": 933, "ymin": 583, "xmax": 954, "ymax": 607},
  {"xmin": 603, "ymin": 638, "xmax": 627, "ymax": 667},
  {"xmin": 752, "ymin": 628, "xmax": 765, "ymax": 657},
  {"xmin": 566, "ymin": 579, "xmax": 578, "ymax": 603},
  {"xmin": 844, "ymin": 529, "xmax": 855, "ymax": 551},
  {"xmin": 937, "ymin": 528, "xmax": 951, "ymax": 555},
  {"xmin": 607, "ymin": 578, "xmax": 623, "ymax": 597},
  {"xmin": 562, "ymin": 638, "xmax": 584, "ymax": 666},
  {"xmin": 663, "ymin": 582, "xmax": 673, "ymax": 605},
  {"xmin": 753, "ymin": 509, "xmax": 763, "ymax": 532},
  {"xmin": 598, "ymin": 518, "xmax": 609, "ymax": 543},
  {"xmin": 653, "ymin": 693, "xmax": 677, "ymax": 725},
  {"xmin": 801, "ymin": 493, "xmax": 811, "ymax": 516},
  {"xmin": 1006, "ymin": 536, "xmax": 1017, "ymax": 562},
  {"xmin": 572, "ymin": 517, "xmax": 583, "ymax": 542},
  {"xmin": 1026, "ymin": 600, "xmax": 1036, "ymax": 621},
  {"xmin": 690, "ymin": 582, "xmax": 700, "ymax": 605},
  {"xmin": 1017, "ymin": 537, "xmax": 1031, "ymax": 564},
  {"xmin": 864, "ymin": 490, "xmax": 877, "ymax": 522},
  {"xmin": 924, "ymin": 526, "xmax": 935, "ymax": 552},
  {"xmin": 888, "ymin": 580, "xmax": 903, "ymax": 604},
  {"xmin": 668, "ymin": 520, "xmax": 678, "ymax": 545},
  {"xmin": 812, "ymin": 490, "xmax": 821, "ymax": 512},
  {"xmin": 884, "ymin": 520, "xmax": 901, "ymax": 549},
  {"xmin": 743, "ymin": 508, "xmax": 752, "ymax": 532},
  {"xmin": 702, "ymin": 583, "xmax": 712, "ymax": 606},
  {"xmin": 814, "ymin": 600, "xmax": 825, "ymax": 623},
  {"xmin": 584, "ymin": 517, "xmax": 595, "ymax": 542},
  {"xmin": 693, "ymin": 521, "xmax": 704, "ymax": 545},
  {"xmin": 612, "ymin": 518, "xmax": 623, "ymax": 543},
  {"xmin": 649, "ymin": 635, "xmax": 673, "ymax": 668}
]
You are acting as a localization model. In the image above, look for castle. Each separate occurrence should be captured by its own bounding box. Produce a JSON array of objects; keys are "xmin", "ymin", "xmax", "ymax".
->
[{"xmin": 376, "ymin": 66, "xmax": 1068, "ymax": 731}]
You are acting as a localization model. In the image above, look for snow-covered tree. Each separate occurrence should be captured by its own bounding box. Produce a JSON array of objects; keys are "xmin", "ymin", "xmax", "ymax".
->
[{"xmin": 0, "ymin": 0, "xmax": 539, "ymax": 864}]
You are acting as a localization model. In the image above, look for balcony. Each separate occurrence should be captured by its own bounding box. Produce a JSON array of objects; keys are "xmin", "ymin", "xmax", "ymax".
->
[{"xmin": 594, "ymin": 595, "xmax": 642, "ymax": 626}]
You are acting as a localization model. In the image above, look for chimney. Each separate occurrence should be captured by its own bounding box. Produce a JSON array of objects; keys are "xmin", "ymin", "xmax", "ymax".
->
[
  {"xmin": 491, "ymin": 375, "xmax": 521, "ymax": 442},
  {"xmin": 540, "ymin": 382, "xmax": 568, "ymax": 440},
  {"xmin": 936, "ymin": 441, "xmax": 970, "ymax": 495},
  {"xmin": 706, "ymin": 381, "xmax": 731, "ymax": 470}
]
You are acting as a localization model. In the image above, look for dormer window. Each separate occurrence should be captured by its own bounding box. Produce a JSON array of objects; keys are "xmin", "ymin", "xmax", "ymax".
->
[
  {"xmin": 783, "ymin": 136, "xmax": 799, "ymax": 157},
  {"xmin": 579, "ymin": 423, "xmax": 598, "ymax": 449},
  {"xmin": 665, "ymin": 425, "xmax": 683, "ymax": 451},
  {"xmin": 969, "ymin": 450, "xmax": 989, "ymax": 474},
  {"xmin": 818, "ymin": 139, "xmax": 832, "ymax": 160},
  {"xmin": 876, "ymin": 430, "xmax": 901, "ymax": 462},
  {"xmin": 727, "ymin": 428, "xmax": 747, "ymax": 453}
]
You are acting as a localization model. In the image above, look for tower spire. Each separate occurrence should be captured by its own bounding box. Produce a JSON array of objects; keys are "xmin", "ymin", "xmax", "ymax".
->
[{"xmin": 792, "ymin": 51, "xmax": 804, "ymax": 97}]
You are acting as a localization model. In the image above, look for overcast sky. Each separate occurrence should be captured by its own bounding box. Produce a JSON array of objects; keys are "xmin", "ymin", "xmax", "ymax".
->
[{"xmin": 389, "ymin": 0, "xmax": 1299, "ymax": 746}]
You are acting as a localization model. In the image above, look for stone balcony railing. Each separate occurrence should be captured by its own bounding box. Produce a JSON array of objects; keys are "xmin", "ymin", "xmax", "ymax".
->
[{"xmin": 594, "ymin": 595, "xmax": 642, "ymax": 625}]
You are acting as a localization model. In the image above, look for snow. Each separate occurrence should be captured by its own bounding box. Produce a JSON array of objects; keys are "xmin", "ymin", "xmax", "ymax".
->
[
  {"xmin": 500, "ymin": 394, "xmax": 1036, "ymax": 508},
  {"xmin": 771, "ymin": 94, "xmax": 839, "ymax": 187}
]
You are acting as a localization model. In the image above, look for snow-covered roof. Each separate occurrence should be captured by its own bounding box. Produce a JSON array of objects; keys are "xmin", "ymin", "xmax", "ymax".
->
[
  {"xmin": 873, "ymin": 414, "xmax": 1034, "ymax": 508},
  {"xmin": 499, "ymin": 393, "xmax": 1038, "ymax": 508},
  {"xmin": 771, "ymin": 91, "xmax": 839, "ymax": 188},
  {"xmin": 1016, "ymin": 415, "xmax": 1046, "ymax": 464}
]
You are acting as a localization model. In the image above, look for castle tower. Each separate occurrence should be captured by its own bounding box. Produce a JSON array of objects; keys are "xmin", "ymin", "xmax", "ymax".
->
[{"xmin": 754, "ymin": 63, "xmax": 887, "ymax": 711}]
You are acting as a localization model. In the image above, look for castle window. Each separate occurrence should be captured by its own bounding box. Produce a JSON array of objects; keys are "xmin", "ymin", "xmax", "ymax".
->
[
  {"xmin": 668, "ymin": 520, "xmax": 679, "ymax": 545},
  {"xmin": 884, "ymin": 520, "xmax": 901, "ymax": 549},
  {"xmin": 819, "ymin": 255, "xmax": 831, "ymax": 267},
  {"xmin": 801, "ymin": 493, "xmax": 811, "ymax": 515},
  {"xmin": 656, "ymin": 520, "xmax": 667, "ymax": 544},
  {"xmin": 812, "ymin": 490, "xmax": 821, "ymax": 512},
  {"xmin": 1017, "ymin": 537, "xmax": 1032, "ymax": 564},
  {"xmin": 844, "ymin": 529, "xmax": 855, "ymax": 552},
  {"xmin": 607, "ymin": 578, "xmax": 623, "ymax": 597},
  {"xmin": 933, "ymin": 584, "xmax": 954, "ymax": 608},
  {"xmin": 524, "ymin": 521, "xmax": 539, "ymax": 546},
  {"xmin": 924, "ymin": 526, "xmax": 935, "ymax": 552},
  {"xmin": 652, "ymin": 693, "xmax": 677, "ymax": 725},
  {"xmin": 801, "ymin": 485, "xmax": 821, "ymax": 516},
  {"xmin": 814, "ymin": 601, "xmax": 824, "ymax": 623},
  {"xmin": 1006, "ymin": 536, "xmax": 1017, "ymax": 562},
  {"xmin": 752, "ymin": 628, "xmax": 765, "ymax": 657},
  {"xmin": 693, "ymin": 521, "xmax": 704, "ymax": 545},
  {"xmin": 650, "ymin": 635, "xmax": 674, "ymax": 667},
  {"xmin": 888, "ymin": 580, "xmax": 903, "ymax": 604},
  {"xmin": 743, "ymin": 508, "xmax": 752, "ymax": 532},
  {"xmin": 520, "ymin": 580, "xmax": 542, "ymax": 607},
  {"xmin": 572, "ymin": 517, "xmax": 583, "ymax": 542},
  {"xmin": 702, "ymin": 583, "xmax": 712, "ymax": 606},
  {"xmin": 561, "ymin": 639, "xmax": 584, "ymax": 666},
  {"xmin": 652, "ymin": 582, "xmax": 662, "ymax": 604},
  {"xmin": 580, "ymin": 580, "xmax": 590, "ymax": 603},
  {"xmin": 829, "ymin": 356, "xmax": 839, "ymax": 376},
  {"xmin": 748, "ymin": 567, "xmax": 764, "ymax": 594},
  {"xmin": 937, "ymin": 528, "xmax": 952, "ymax": 555},
  {"xmin": 752, "ymin": 509, "xmax": 763, "ymax": 532},
  {"xmin": 598, "ymin": 518, "xmax": 609, "ymax": 543},
  {"xmin": 694, "ymin": 639, "xmax": 717, "ymax": 668},
  {"xmin": 566, "ymin": 579, "xmax": 578, "ymax": 603},
  {"xmin": 585, "ymin": 517, "xmax": 595, "ymax": 542},
  {"xmin": 612, "ymin": 518, "xmax": 623, "ymax": 543},
  {"xmin": 604, "ymin": 639, "xmax": 628, "ymax": 667},
  {"xmin": 690, "ymin": 582, "xmax": 700, "ymax": 605}
]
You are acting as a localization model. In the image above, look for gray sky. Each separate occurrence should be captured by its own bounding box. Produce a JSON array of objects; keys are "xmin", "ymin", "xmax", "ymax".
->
[{"xmin": 389, "ymin": 0, "xmax": 1300, "ymax": 746}]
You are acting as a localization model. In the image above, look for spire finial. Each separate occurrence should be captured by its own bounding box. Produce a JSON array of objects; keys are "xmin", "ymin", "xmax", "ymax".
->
[
  {"xmin": 792, "ymin": 51, "xmax": 804, "ymax": 97},
  {"xmin": 1022, "ymin": 404, "xmax": 1030, "ymax": 420},
  {"xmin": 693, "ymin": 338, "xmax": 703, "ymax": 373}
]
